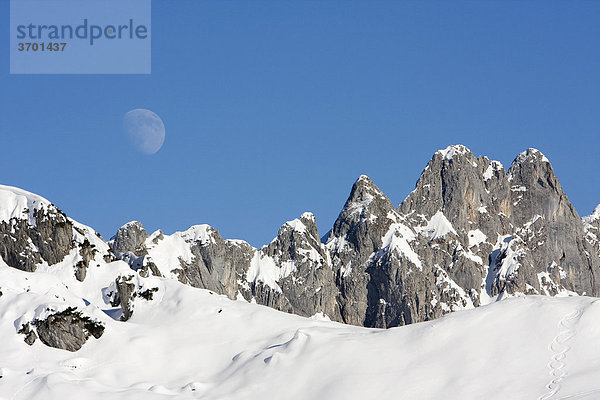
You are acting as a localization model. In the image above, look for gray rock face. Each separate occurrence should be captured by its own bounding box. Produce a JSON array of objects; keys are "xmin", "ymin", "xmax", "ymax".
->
[
  {"xmin": 170, "ymin": 226, "xmax": 247, "ymax": 300},
  {"xmin": 391, "ymin": 146, "xmax": 513, "ymax": 324},
  {"xmin": 26, "ymin": 307, "xmax": 105, "ymax": 352},
  {"xmin": 493, "ymin": 149, "xmax": 599, "ymax": 296},
  {"xmin": 109, "ymin": 221, "xmax": 148, "ymax": 256},
  {"xmin": 18, "ymin": 322, "xmax": 38, "ymax": 345},
  {"xmin": 314, "ymin": 146, "xmax": 599, "ymax": 327},
  {"xmin": 112, "ymin": 276, "xmax": 137, "ymax": 321},
  {"xmin": 324, "ymin": 171, "xmax": 477, "ymax": 327},
  {"xmin": 394, "ymin": 146, "xmax": 600, "ymax": 316},
  {"xmin": 75, "ymin": 239, "xmax": 98, "ymax": 282},
  {"xmin": 250, "ymin": 212, "xmax": 341, "ymax": 319},
  {"xmin": 108, "ymin": 221, "xmax": 150, "ymax": 273},
  {"xmin": 0, "ymin": 207, "xmax": 73, "ymax": 272}
]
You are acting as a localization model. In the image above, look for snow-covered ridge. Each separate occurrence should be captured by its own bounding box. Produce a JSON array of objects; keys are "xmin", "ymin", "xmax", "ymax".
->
[
  {"xmin": 512, "ymin": 148, "xmax": 550, "ymax": 165},
  {"xmin": 0, "ymin": 184, "xmax": 52, "ymax": 225},
  {"xmin": 118, "ymin": 220, "xmax": 144, "ymax": 230},
  {"xmin": 436, "ymin": 144, "xmax": 470, "ymax": 160},
  {"xmin": 140, "ymin": 211, "xmax": 326, "ymax": 295},
  {"xmin": 179, "ymin": 224, "xmax": 218, "ymax": 244},
  {"xmin": 5, "ymin": 240, "xmax": 600, "ymax": 400},
  {"xmin": 70, "ymin": 218, "xmax": 110, "ymax": 251},
  {"xmin": 251, "ymin": 212, "xmax": 327, "ymax": 292}
]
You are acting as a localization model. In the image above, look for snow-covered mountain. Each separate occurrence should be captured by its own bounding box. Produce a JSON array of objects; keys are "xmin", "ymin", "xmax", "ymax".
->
[
  {"xmin": 108, "ymin": 145, "xmax": 600, "ymax": 327},
  {"xmin": 1, "ymin": 145, "xmax": 600, "ymax": 399}
]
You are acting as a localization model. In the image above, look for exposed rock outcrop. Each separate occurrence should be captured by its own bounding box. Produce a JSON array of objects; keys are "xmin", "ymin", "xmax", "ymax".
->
[
  {"xmin": 109, "ymin": 221, "xmax": 149, "ymax": 257},
  {"xmin": 0, "ymin": 206, "xmax": 73, "ymax": 272},
  {"xmin": 19, "ymin": 307, "xmax": 105, "ymax": 352},
  {"xmin": 18, "ymin": 322, "xmax": 38, "ymax": 346},
  {"xmin": 105, "ymin": 274, "xmax": 159, "ymax": 321}
]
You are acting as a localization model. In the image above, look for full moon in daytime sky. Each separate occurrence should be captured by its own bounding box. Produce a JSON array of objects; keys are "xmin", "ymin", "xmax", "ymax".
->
[{"xmin": 123, "ymin": 109, "xmax": 166, "ymax": 155}]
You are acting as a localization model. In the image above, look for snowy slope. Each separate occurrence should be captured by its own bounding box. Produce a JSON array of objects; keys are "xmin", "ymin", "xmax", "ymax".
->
[{"xmin": 2, "ymin": 254, "xmax": 600, "ymax": 400}]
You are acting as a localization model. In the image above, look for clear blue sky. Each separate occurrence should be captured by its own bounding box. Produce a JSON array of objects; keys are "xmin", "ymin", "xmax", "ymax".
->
[{"xmin": 1, "ymin": 1, "xmax": 599, "ymax": 246}]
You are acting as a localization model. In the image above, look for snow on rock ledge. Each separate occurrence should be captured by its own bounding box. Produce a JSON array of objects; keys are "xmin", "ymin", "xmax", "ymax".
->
[{"xmin": 418, "ymin": 211, "xmax": 457, "ymax": 241}]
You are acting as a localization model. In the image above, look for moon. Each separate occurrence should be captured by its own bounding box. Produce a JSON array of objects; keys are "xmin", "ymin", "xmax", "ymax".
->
[{"xmin": 123, "ymin": 109, "xmax": 165, "ymax": 155}]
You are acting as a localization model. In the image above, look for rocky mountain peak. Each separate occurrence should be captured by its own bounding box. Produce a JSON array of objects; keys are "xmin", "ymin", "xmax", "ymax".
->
[
  {"xmin": 400, "ymin": 144, "xmax": 510, "ymax": 236},
  {"xmin": 511, "ymin": 148, "xmax": 550, "ymax": 166},
  {"xmin": 300, "ymin": 211, "xmax": 316, "ymax": 223},
  {"xmin": 327, "ymin": 175, "xmax": 396, "ymax": 249},
  {"xmin": 434, "ymin": 144, "xmax": 474, "ymax": 162},
  {"xmin": 506, "ymin": 148, "xmax": 574, "ymax": 225},
  {"xmin": 109, "ymin": 221, "xmax": 148, "ymax": 256},
  {"xmin": 335, "ymin": 175, "xmax": 393, "ymax": 222},
  {"xmin": 278, "ymin": 212, "xmax": 320, "ymax": 243},
  {"xmin": 345, "ymin": 175, "xmax": 389, "ymax": 206},
  {"xmin": 507, "ymin": 148, "xmax": 555, "ymax": 186}
]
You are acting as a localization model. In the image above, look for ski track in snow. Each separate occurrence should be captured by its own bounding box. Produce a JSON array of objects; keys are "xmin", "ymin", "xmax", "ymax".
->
[{"xmin": 538, "ymin": 307, "xmax": 584, "ymax": 400}]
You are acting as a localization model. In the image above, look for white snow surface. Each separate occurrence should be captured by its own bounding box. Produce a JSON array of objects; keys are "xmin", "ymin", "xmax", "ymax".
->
[
  {"xmin": 0, "ymin": 184, "xmax": 52, "ymax": 225},
  {"xmin": 381, "ymin": 221, "xmax": 423, "ymax": 271},
  {"xmin": 245, "ymin": 252, "xmax": 296, "ymax": 293},
  {"xmin": 3, "ymin": 254, "xmax": 600, "ymax": 399},
  {"xmin": 419, "ymin": 211, "xmax": 457, "ymax": 241},
  {"xmin": 467, "ymin": 229, "xmax": 487, "ymax": 248},
  {"xmin": 495, "ymin": 236, "xmax": 525, "ymax": 282}
]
